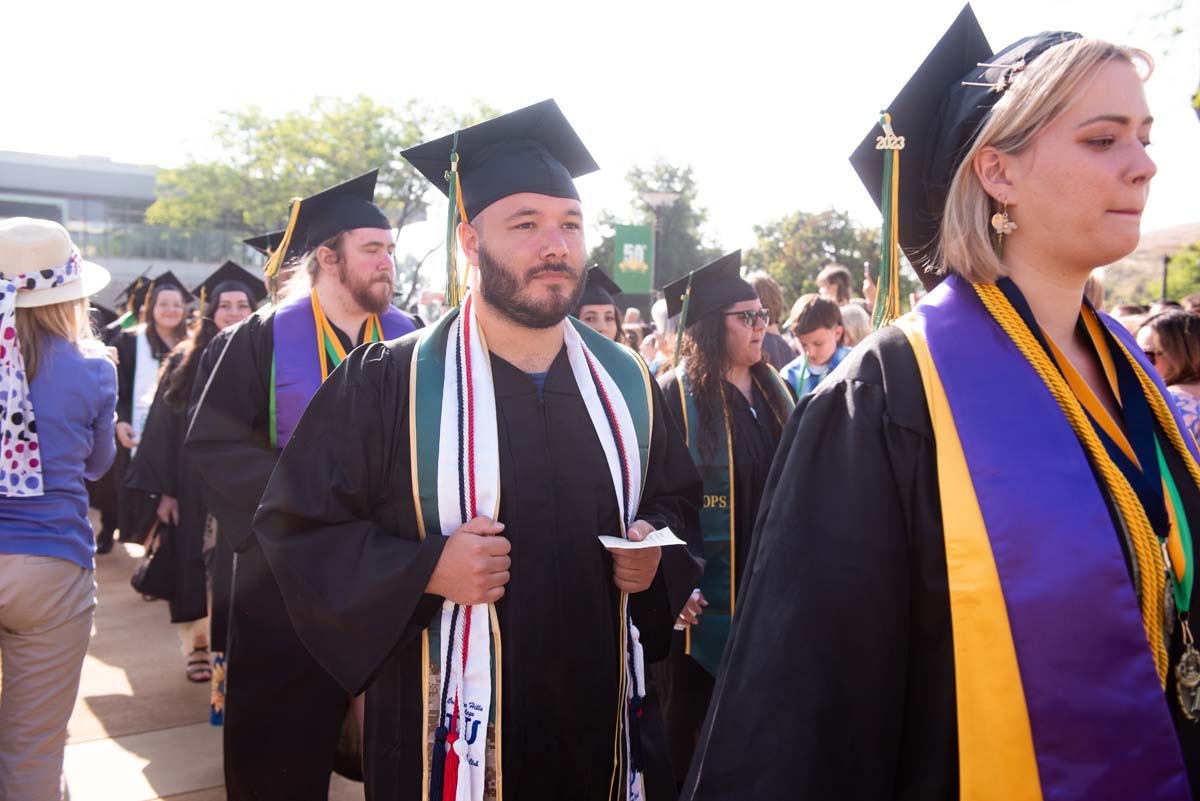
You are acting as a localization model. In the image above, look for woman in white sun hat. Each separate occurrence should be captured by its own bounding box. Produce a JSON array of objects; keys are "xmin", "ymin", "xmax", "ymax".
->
[{"xmin": 0, "ymin": 217, "xmax": 118, "ymax": 801}]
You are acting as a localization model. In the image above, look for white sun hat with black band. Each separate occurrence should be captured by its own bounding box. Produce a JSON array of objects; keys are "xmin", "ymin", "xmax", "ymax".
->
[{"xmin": 0, "ymin": 217, "xmax": 111, "ymax": 496}]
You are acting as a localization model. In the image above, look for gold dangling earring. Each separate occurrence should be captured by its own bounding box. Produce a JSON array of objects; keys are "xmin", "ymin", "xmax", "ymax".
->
[{"xmin": 991, "ymin": 200, "xmax": 1017, "ymax": 254}]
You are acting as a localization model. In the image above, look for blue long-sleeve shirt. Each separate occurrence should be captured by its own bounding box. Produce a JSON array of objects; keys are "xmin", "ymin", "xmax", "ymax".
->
[
  {"xmin": 781, "ymin": 345, "xmax": 853, "ymax": 399},
  {"xmin": 0, "ymin": 337, "xmax": 118, "ymax": 569}
]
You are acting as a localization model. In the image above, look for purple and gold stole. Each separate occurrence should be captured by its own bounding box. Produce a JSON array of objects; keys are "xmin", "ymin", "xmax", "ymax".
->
[
  {"xmin": 271, "ymin": 289, "xmax": 417, "ymax": 449},
  {"xmin": 894, "ymin": 274, "xmax": 1192, "ymax": 801}
]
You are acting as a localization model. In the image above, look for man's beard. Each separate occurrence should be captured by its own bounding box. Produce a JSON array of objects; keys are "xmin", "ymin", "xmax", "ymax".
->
[
  {"xmin": 337, "ymin": 260, "xmax": 394, "ymax": 315},
  {"xmin": 477, "ymin": 245, "xmax": 584, "ymax": 329}
]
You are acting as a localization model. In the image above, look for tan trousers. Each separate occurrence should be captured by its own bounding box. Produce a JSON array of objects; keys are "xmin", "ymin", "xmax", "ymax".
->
[{"xmin": 0, "ymin": 553, "xmax": 96, "ymax": 801}]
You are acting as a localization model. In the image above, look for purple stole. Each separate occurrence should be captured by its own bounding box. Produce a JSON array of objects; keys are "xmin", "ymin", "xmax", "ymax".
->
[
  {"xmin": 918, "ymin": 274, "xmax": 1191, "ymax": 800},
  {"xmin": 272, "ymin": 293, "xmax": 416, "ymax": 449}
]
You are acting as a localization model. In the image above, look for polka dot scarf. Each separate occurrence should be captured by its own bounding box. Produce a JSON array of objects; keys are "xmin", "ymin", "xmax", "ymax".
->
[{"xmin": 0, "ymin": 248, "xmax": 81, "ymax": 497}]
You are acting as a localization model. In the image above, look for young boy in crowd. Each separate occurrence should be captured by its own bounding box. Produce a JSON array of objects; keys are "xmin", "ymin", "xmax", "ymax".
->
[{"xmin": 781, "ymin": 294, "xmax": 852, "ymax": 398}]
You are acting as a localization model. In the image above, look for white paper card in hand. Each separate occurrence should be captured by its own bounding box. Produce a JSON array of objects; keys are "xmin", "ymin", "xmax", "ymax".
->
[{"xmin": 598, "ymin": 527, "xmax": 687, "ymax": 550}]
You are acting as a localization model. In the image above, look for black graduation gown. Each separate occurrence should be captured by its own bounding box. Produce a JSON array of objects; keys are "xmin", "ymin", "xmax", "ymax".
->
[
  {"xmin": 654, "ymin": 371, "xmax": 786, "ymax": 785},
  {"xmin": 115, "ymin": 328, "xmax": 166, "ymax": 544},
  {"xmin": 187, "ymin": 334, "xmax": 234, "ymax": 653},
  {"xmin": 87, "ymin": 323, "xmax": 126, "ymax": 541},
  {"xmin": 253, "ymin": 337, "xmax": 705, "ymax": 801},
  {"xmin": 185, "ymin": 310, "xmax": 377, "ymax": 801},
  {"xmin": 126, "ymin": 351, "xmax": 210, "ymax": 623},
  {"xmin": 681, "ymin": 326, "xmax": 1200, "ymax": 801}
]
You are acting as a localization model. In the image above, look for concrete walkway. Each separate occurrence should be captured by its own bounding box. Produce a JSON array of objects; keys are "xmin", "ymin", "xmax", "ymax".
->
[{"xmin": 62, "ymin": 523, "xmax": 362, "ymax": 801}]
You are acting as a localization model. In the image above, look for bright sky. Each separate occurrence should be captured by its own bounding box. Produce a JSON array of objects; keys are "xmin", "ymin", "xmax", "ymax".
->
[{"xmin": 6, "ymin": 0, "xmax": 1198, "ymax": 261}]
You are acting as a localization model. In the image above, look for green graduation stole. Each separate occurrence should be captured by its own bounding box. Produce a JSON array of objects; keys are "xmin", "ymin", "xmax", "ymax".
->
[
  {"xmin": 409, "ymin": 303, "xmax": 655, "ymax": 801},
  {"xmin": 676, "ymin": 365, "xmax": 794, "ymax": 677}
]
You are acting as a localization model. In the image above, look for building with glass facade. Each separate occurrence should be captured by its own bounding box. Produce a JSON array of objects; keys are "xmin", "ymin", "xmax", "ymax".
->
[{"xmin": 0, "ymin": 151, "xmax": 246, "ymax": 307}]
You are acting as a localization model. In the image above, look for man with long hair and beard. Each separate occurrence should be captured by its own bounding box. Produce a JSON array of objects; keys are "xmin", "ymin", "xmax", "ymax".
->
[
  {"xmin": 253, "ymin": 100, "xmax": 704, "ymax": 801},
  {"xmin": 184, "ymin": 171, "xmax": 419, "ymax": 801},
  {"xmin": 654, "ymin": 251, "xmax": 795, "ymax": 787}
]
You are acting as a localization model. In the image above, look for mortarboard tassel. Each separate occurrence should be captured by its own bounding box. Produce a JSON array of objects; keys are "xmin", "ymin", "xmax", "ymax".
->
[
  {"xmin": 140, "ymin": 278, "xmax": 157, "ymax": 322},
  {"xmin": 263, "ymin": 197, "xmax": 303, "ymax": 300},
  {"xmin": 454, "ymin": 167, "xmax": 470, "ymax": 304},
  {"xmin": 444, "ymin": 131, "xmax": 465, "ymax": 308},
  {"xmin": 127, "ymin": 278, "xmax": 144, "ymax": 314},
  {"xmin": 673, "ymin": 275, "xmax": 694, "ymax": 368},
  {"xmin": 199, "ymin": 287, "xmax": 207, "ymax": 314},
  {"xmin": 873, "ymin": 112, "xmax": 903, "ymax": 329}
]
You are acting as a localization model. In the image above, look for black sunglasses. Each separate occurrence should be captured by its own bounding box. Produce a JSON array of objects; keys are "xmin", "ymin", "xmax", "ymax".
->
[{"xmin": 725, "ymin": 309, "xmax": 771, "ymax": 328}]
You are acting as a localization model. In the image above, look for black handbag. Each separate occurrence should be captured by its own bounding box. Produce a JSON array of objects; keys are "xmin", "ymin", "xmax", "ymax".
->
[{"xmin": 130, "ymin": 521, "xmax": 176, "ymax": 601}]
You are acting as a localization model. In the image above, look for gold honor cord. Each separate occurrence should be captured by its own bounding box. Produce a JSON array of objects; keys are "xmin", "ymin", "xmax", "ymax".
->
[
  {"xmin": 722, "ymin": 400, "xmax": 736, "ymax": 615},
  {"xmin": 974, "ymin": 282, "xmax": 1170, "ymax": 684},
  {"xmin": 310, "ymin": 288, "xmax": 382, "ymax": 382},
  {"xmin": 873, "ymin": 112, "xmax": 904, "ymax": 329},
  {"xmin": 608, "ymin": 591, "xmax": 629, "ymax": 801}
]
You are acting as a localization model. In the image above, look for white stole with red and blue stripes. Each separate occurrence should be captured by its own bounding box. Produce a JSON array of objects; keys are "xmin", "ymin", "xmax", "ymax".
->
[{"xmin": 431, "ymin": 291, "xmax": 647, "ymax": 801}]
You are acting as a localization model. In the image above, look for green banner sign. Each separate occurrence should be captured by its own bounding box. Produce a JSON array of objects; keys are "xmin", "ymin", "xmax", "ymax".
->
[{"xmin": 612, "ymin": 224, "xmax": 654, "ymax": 294}]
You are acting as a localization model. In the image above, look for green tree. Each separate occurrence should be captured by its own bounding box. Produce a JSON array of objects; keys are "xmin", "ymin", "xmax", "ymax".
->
[
  {"xmin": 743, "ymin": 208, "xmax": 915, "ymax": 307},
  {"xmin": 146, "ymin": 95, "xmax": 497, "ymax": 302},
  {"xmin": 1165, "ymin": 241, "xmax": 1200, "ymax": 300},
  {"xmin": 587, "ymin": 160, "xmax": 723, "ymax": 291}
]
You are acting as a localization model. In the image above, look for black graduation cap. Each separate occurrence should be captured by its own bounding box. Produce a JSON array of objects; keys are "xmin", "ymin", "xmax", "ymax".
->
[
  {"xmin": 402, "ymin": 99, "xmax": 599, "ymax": 221},
  {"xmin": 848, "ymin": 5, "xmax": 1078, "ymax": 288},
  {"xmin": 664, "ymin": 251, "xmax": 757, "ymax": 328},
  {"xmin": 89, "ymin": 302, "xmax": 119, "ymax": 329},
  {"xmin": 261, "ymin": 170, "xmax": 391, "ymax": 281},
  {"xmin": 146, "ymin": 270, "xmax": 193, "ymax": 303},
  {"xmin": 192, "ymin": 260, "xmax": 268, "ymax": 307},
  {"xmin": 115, "ymin": 275, "xmax": 153, "ymax": 313},
  {"xmin": 117, "ymin": 270, "xmax": 193, "ymax": 313},
  {"xmin": 244, "ymin": 229, "xmax": 286, "ymax": 258},
  {"xmin": 576, "ymin": 267, "xmax": 623, "ymax": 310}
]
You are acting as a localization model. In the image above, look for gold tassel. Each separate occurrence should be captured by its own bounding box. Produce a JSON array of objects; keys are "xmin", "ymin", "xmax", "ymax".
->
[
  {"xmin": 127, "ymin": 278, "xmax": 144, "ymax": 314},
  {"xmin": 140, "ymin": 278, "xmax": 156, "ymax": 322},
  {"xmin": 263, "ymin": 197, "xmax": 304, "ymax": 295},
  {"xmin": 455, "ymin": 169, "xmax": 470, "ymax": 304}
]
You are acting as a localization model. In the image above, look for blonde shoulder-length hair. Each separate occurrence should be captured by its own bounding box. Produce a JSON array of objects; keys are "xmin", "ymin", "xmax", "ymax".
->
[
  {"xmin": 16, "ymin": 298, "xmax": 95, "ymax": 382},
  {"xmin": 937, "ymin": 38, "xmax": 1153, "ymax": 284}
]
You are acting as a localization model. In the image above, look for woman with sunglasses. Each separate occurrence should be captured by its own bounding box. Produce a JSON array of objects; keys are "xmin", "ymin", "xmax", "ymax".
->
[
  {"xmin": 1139, "ymin": 310, "xmax": 1200, "ymax": 442},
  {"xmin": 654, "ymin": 251, "xmax": 795, "ymax": 788}
]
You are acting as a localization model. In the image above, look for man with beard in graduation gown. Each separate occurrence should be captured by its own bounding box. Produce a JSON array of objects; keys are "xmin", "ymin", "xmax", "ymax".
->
[
  {"xmin": 254, "ymin": 99, "xmax": 704, "ymax": 801},
  {"xmin": 683, "ymin": 9, "xmax": 1200, "ymax": 801},
  {"xmin": 654, "ymin": 251, "xmax": 794, "ymax": 786},
  {"xmin": 184, "ymin": 171, "xmax": 419, "ymax": 801}
]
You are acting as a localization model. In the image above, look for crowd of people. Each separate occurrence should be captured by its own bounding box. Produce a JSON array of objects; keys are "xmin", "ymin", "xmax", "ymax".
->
[{"xmin": 2, "ymin": 7, "xmax": 1200, "ymax": 801}]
